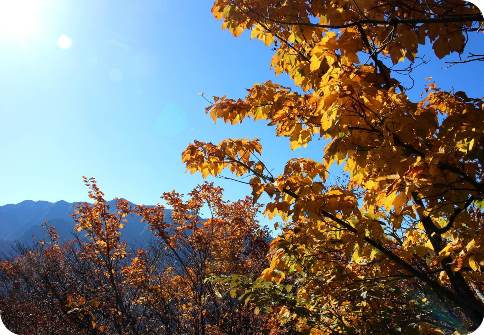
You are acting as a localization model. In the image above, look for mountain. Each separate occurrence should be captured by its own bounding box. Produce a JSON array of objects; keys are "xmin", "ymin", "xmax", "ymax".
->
[
  {"xmin": 0, "ymin": 200, "xmax": 171, "ymax": 257},
  {"xmin": 0, "ymin": 200, "xmax": 73, "ymax": 240}
]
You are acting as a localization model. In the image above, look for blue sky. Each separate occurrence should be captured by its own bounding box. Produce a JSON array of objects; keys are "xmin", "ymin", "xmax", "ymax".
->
[{"xmin": 0, "ymin": 0, "xmax": 482, "ymax": 210}]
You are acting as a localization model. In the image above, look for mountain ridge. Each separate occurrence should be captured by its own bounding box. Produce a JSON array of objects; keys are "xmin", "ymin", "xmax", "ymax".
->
[{"xmin": 0, "ymin": 199, "xmax": 172, "ymax": 256}]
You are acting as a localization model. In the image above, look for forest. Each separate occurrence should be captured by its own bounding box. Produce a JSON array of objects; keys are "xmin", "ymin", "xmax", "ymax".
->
[{"xmin": 0, "ymin": 0, "xmax": 483, "ymax": 334}]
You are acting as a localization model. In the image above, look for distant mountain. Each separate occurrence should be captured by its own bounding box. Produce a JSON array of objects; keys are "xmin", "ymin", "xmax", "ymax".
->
[
  {"xmin": 0, "ymin": 200, "xmax": 172, "ymax": 257},
  {"xmin": 0, "ymin": 200, "xmax": 73, "ymax": 240}
]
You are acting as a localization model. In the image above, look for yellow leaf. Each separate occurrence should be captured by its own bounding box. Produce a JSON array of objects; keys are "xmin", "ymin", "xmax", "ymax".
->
[
  {"xmin": 378, "ymin": 192, "xmax": 397, "ymax": 211},
  {"xmin": 469, "ymin": 255, "xmax": 479, "ymax": 271},
  {"xmin": 469, "ymin": 138, "xmax": 475, "ymax": 151},
  {"xmin": 229, "ymin": 289, "xmax": 238, "ymax": 298},
  {"xmin": 352, "ymin": 246, "xmax": 363, "ymax": 264},
  {"xmin": 310, "ymin": 56, "xmax": 322, "ymax": 72},
  {"xmin": 466, "ymin": 239, "xmax": 476, "ymax": 252},
  {"xmin": 263, "ymin": 33, "xmax": 274, "ymax": 46},
  {"xmin": 231, "ymin": 26, "xmax": 244, "ymax": 37},
  {"xmin": 260, "ymin": 268, "xmax": 273, "ymax": 281},
  {"xmin": 415, "ymin": 245, "xmax": 432, "ymax": 258},
  {"xmin": 392, "ymin": 192, "xmax": 407, "ymax": 213}
]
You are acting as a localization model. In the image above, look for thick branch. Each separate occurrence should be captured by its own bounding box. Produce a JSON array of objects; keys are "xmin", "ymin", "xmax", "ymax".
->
[{"xmin": 260, "ymin": 14, "xmax": 483, "ymax": 30}]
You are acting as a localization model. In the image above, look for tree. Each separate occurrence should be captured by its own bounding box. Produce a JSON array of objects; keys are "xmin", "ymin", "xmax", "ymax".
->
[
  {"xmin": 135, "ymin": 182, "xmax": 271, "ymax": 334},
  {"xmin": 0, "ymin": 180, "xmax": 272, "ymax": 335},
  {"xmin": 182, "ymin": 0, "xmax": 484, "ymax": 333},
  {"xmin": 0, "ymin": 229, "xmax": 103, "ymax": 335},
  {"xmin": 1, "ymin": 178, "xmax": 145, "ymax": 335}
]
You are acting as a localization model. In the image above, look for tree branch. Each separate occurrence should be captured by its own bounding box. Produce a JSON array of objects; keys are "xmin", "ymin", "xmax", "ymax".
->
[
  {"xmin": 437, "ymin": 196, "xmax": 475, "ymax": 234},
  {"xmin": 260, "ymin": 14, "xmax": 483, "ymax": 30}
]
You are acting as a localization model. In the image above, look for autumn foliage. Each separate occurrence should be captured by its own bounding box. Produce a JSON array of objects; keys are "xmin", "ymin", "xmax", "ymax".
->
[
  {"xmin": 1, "ymin": 0, "xmax": 483, "ymax": 334},
  {"xmin": 181, "ymin": 0, "xmax": 484, "ymax": 333},
  {"xmin": 0, "ymin": 179, "xmax": 271, "ymax": 334}
]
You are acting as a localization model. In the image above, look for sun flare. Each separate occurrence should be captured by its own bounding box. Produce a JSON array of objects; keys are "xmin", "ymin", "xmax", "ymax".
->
[{"xmin": 0, "ymin": 0, "xmax": 41, "ymax": 41}]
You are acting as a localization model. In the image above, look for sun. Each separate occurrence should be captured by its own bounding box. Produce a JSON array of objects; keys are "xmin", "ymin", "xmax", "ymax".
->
[{"xmin": 0, "ymin": 0, "xmax": 41, "ymax": 41}]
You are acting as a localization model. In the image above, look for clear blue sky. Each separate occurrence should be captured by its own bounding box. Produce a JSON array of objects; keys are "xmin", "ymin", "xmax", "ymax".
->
[{"xmin": 0, "ymin": 0, "xmax": 482, "ymax": 207}]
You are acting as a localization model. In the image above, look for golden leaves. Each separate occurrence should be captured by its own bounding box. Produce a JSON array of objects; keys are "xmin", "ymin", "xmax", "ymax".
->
[
  {"xmin": 187, "ymin": 1, "xmax": 484, "ymax": 332},
  {"xmin": 250, "ymin": 176, "xmax": 264, "ymax": 203},
  {"xmin": 260, "ymin": 248, "xmax": 287, "ymax": 283},
  {"xmin": 182, "ymin": 138, "xmax": 263, "ymax": 178},
  {"xmin": 322, "ymin": 188, "xmax": 358, "ymax": 214},
  {"xmin": 265, "ymin": 202, "xmax": 290, "ymax": 221},
  {"xmin": 122, "ymin": 250, "xmax": 148, "ymax": 287},
  {"xmin": 250, "ymin": 24, "xmax": 274, "ymax": 46},
  {"xmin": 376, "ymin": 191, "xmax": 408, "ymax": 213},
  {"xmin": 468, "ymin": 255, "xmax": 479, "ymax": 271},
  {"xmin": 309, "ymin": 32, "xmax": 337, "ymax": 72},
  {"xmin": 73, "ymin": 178, "xmax": 128, "ymax": 262}
]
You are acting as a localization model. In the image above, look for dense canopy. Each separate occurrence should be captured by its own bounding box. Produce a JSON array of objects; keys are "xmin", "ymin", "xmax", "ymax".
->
[{"xmin": 182, "ymin": 0, "xmax": 484, "ymax": 333}]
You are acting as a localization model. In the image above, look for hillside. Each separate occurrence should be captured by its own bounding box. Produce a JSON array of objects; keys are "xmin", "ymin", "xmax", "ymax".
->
[{"xmin": 0, "ymin": 200, "xmax": 171, "ymax": 256}]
